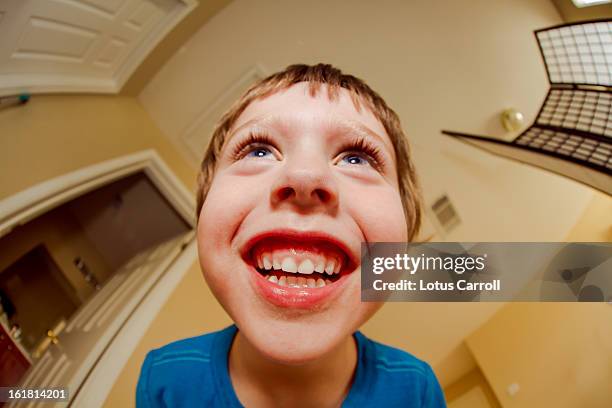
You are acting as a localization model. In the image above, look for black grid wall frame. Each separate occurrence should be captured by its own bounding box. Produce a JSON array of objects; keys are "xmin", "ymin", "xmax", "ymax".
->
[
  {"xmin": 443, "ymin": 19, "xmax": 612, "ymax": 196},
  {"xmin": 512, "ymin": 87, "xmax": 612, "ymax": 173},
  {"xmin": 536, "ymin": 20, "xmax": 612, "ymax": 87},
  {"xmin": 536, "ymin": 89, "xmax": 611, "ymax": 137},
  {"xmin": 514, "ymin": 125, "xmax": 612, "ymax": 172}
]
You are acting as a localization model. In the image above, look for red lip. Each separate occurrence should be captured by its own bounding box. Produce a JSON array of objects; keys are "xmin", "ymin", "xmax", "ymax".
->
[
  {"xmin": 240, "ymin": 229, "xmax": 358, "ymax": 309},
  {"xmin": 248, "ymin": 264, "xmax": 351, "ymax": 309},
  {"xmin": 241, "ymin": 229, "xmax": 357, "ymax": 267}
]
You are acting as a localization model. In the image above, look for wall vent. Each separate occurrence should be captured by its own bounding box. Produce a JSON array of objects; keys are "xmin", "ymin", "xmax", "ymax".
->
[{"xmin": 431, "ymin": 194, "xmax": 461, "ymax": 233}]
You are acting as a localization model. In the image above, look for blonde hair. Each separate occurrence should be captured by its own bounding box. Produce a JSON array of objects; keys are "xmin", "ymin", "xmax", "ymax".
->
[{"xmin": 196, "ymin": 63, "xmax": 422, "ymax": 240}]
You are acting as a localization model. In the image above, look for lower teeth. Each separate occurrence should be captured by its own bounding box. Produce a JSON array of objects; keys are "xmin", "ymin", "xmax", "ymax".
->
[{"xmin": 267, "ymin": 275, "xmax": 329, "ymax": 288}]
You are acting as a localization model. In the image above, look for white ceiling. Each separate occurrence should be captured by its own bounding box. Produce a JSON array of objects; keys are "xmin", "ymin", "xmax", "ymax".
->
[{"xmin": 0, "ymin": 0, "xmax": 196, "ymax": 97}]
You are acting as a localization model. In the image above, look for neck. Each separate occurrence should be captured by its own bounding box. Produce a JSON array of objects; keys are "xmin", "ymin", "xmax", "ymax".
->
[{"xmin": 229, "ymin": 331, "xmax": 357, "ymax": 408}]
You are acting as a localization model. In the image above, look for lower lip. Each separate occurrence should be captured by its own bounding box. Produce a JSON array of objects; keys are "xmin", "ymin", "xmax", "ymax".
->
[{"xmin": 247, "ymin": 264, "xmax": 351, "ymax": 309}]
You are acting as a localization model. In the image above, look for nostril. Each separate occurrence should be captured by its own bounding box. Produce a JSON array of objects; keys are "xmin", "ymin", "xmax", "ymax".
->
[
  {"xmin": 276, "ymin": 187, "xmax": 294, "ymax": 201},
  {"xmin": 271, "ymin": 174, "xmax": 338, "ymax": 209},
  {"xmin": 314, "ymin": 188, "xmax": 332, "ymax": 203}
]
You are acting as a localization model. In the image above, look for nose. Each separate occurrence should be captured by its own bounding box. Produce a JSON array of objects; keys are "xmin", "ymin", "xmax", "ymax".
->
[{"xmin": 270, "ymin": 156, "xmax": 339, "ymax": 212}]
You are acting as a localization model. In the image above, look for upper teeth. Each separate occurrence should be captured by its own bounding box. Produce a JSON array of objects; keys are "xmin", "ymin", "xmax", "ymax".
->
[{"xmin": 257, "ymin": 251, "xmax": 341, "ymax": 275}]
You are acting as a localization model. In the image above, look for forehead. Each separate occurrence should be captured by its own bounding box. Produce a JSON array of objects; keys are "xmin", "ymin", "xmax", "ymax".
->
[{"xmin": 232, "ymin": 82, "xmax": 391, "ymax": 145}]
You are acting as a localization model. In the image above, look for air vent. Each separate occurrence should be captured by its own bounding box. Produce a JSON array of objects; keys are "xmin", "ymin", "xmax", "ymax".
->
[{"xmin": 431, "ymin": 195, "xmax": 461, "ymax": 233}]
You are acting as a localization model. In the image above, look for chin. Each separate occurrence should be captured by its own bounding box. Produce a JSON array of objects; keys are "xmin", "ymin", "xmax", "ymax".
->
[{"xmin": 237, "ymin": 316, "xmax": 353, "ymax": 365}]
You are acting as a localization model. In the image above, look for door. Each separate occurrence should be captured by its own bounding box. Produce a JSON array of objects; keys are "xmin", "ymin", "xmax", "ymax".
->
[
  {"xmin": 0, "ymin": 0, "xmax": 196, "ymax": 95},
  {"xmin": 11, "ymin": 231, "xmax": 193, "ymax": 408}
]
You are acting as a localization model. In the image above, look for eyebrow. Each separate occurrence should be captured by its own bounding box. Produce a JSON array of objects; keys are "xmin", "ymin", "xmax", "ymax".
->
[
  {"xmin": 226, "ymin": 116, "xmax": 267, "ymax": 142},
  {"xmin": 331, "ymin": 118, "xmax": 389, "ymax": 146}
]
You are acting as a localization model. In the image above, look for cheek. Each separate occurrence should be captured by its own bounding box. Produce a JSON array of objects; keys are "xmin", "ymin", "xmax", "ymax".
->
[
  {"xmin": 346, "ymin": 184, "xmax": 408, "ymax": 242},
  {"xmin": 198, "ymin": 174, "xmax": 257, "ymax": 249},
  {"xmin": 196, "ymin": 175, "xmax": 254, "ymax": 290}
]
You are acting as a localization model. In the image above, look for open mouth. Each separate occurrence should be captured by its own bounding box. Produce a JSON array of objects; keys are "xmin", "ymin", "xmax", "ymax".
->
[{"xmin": 242, "ymin": 232, "xmax": 357, "ymax": 289}]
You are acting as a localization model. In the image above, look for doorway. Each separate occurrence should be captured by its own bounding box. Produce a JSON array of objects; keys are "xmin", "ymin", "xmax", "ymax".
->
[{"xmin": 0, "ymin": 151, "xmax": 196, "ymax": 406}]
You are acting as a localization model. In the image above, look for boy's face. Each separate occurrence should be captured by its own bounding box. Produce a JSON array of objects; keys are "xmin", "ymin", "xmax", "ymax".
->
[{"xmin": 198, "ymin": 82, "xmax": 407, "ymax": 363}]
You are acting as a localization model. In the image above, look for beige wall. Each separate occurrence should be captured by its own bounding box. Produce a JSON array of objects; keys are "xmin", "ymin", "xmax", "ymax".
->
[
  {"xmin": 0, "ymin": 95, "xmax": 195, "ymax": 201},
  {"xmin": 120, "ymin": 0, "xmax": 233, "ymax": 96},
  {"xmin": 138, "ymin": 0, "xmax": 597, "ymax": 243},
  {"xmin": 467, "ymin": 303, "xmax": 612, "ymax": 408}
]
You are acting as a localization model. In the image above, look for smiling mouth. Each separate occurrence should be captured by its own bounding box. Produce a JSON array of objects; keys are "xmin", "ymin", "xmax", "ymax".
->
[{"xmin": 243, "ymin": 233, "xmax": 356, "ymax": 289}]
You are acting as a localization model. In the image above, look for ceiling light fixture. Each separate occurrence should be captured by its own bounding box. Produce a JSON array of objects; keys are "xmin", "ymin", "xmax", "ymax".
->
[{"xmin": 571, "ymin": 0, "xmax": 612, "ymax": 8}]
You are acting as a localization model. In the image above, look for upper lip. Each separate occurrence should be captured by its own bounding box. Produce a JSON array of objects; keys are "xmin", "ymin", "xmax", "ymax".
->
[{"xmin": 240, "ymin": 228, "xmax": 358, "ymax": 273}]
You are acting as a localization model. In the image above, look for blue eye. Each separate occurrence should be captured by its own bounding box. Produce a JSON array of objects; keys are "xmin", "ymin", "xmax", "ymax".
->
[
  {"xmin": 341, "ymin": 154, "xmax": 369, "ymax": 166},
  {"xmin": 246, "ymin": 147, "xmax": 273, "ymax": 158}
]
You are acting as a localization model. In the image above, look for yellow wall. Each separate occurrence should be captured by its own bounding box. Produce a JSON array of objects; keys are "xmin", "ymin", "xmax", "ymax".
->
[
  {"xmin": 103, "ymin": 262, "xmax": 231, "ymax": 407},
  {"xmin": 0, "ymin": 95, "xmax": 195, "ymax": 200},
  {"xmin": 445, "ymin": 367, "xmax": 501, "ymax": 408},
  {"xmin": 565, "ymin": 191, "xmax": 612, "ymax": 242},
  {"xmin": 462, "ymin": 193, "xmax": 612, "ymax": 407},
  {"xmin": 467, "ymin": 303, "xmax": 612, "ymax": 408}
]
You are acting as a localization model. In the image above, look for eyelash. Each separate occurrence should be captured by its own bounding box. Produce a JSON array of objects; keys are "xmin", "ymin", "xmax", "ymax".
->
[
  {"xmin": 229, "ymin": 132, "xmax": 385, "ymax": 170},
  {"xmin": 230, "ymin": 131, "xmax": 277, "ymax": 160},
  {"xmin": 336, "ymin": 137, "xmax": 385, "ymax": 170}
]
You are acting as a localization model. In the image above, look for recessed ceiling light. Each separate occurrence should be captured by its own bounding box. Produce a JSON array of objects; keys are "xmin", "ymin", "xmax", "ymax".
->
[{"xmin": 571, "ymin": 0, "xmax": 611, "ymax": 8}]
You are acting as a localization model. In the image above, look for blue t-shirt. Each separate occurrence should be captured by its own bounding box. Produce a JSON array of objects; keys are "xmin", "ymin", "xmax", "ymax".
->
[{"xmin": 137, "ymin": 325, "xmax": 446, "ymax": 407}]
